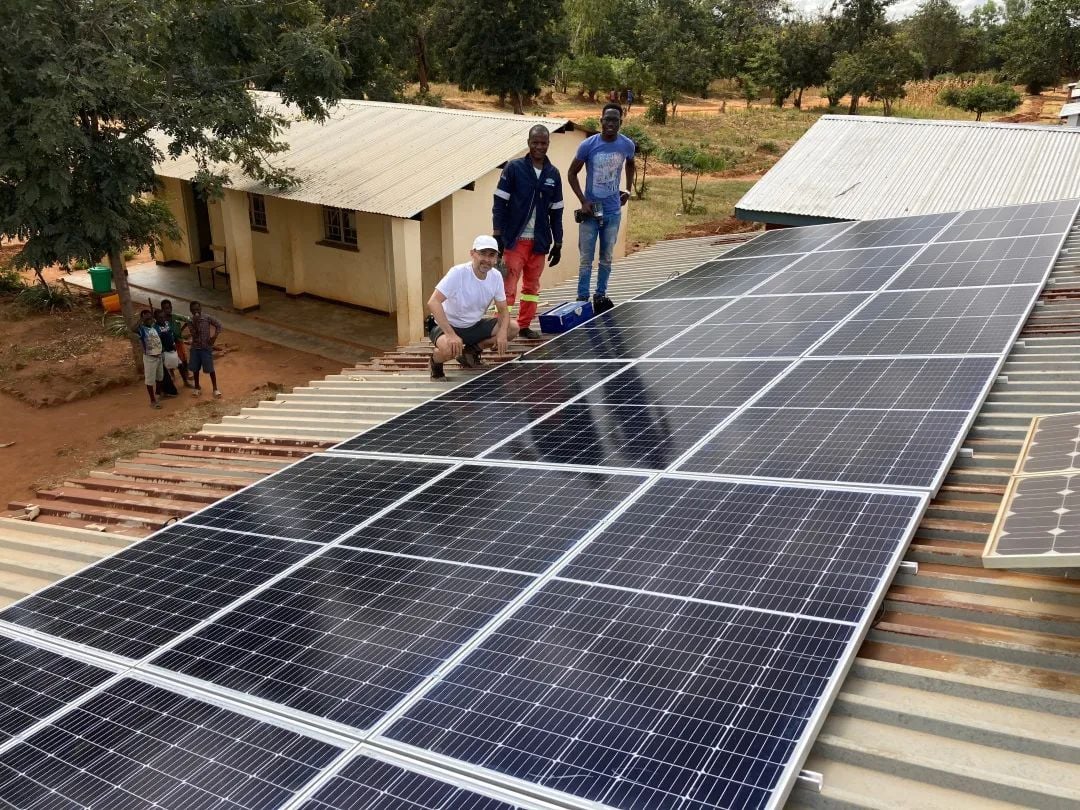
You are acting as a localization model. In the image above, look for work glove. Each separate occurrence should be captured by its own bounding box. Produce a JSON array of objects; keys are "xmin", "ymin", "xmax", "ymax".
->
[
  {"xmin": 495, "ymin": 234, "xmax": 505, "ymax": 257},
  {"xmin": 548, "ymin": 242, "xmax": 562, "ymax": 267}
]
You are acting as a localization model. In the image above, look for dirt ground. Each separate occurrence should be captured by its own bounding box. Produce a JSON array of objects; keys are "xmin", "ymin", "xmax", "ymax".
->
[{"xmin": 0, "ymin": 292, "xmax": 336, "ymax": 505}]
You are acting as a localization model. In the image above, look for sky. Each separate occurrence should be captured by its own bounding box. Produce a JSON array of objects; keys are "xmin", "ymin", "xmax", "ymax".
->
[{"xmin": 789, "ymin": 0, "xmax": 983, "ymax": 18}]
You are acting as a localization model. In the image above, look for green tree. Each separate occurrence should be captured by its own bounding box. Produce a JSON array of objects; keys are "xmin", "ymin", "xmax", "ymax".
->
[
  {"xmin": 1001, "ymin": 0, "xmax": 1080, "ymax": 93},
  {"xmin": 637, "ymin": 0, "xmax": 715, "ymax": 119},
  {"xmin": 905, "ymin": 0, "xmax": 964, "ymax": 77},
  {"xmin": 659, "ymin": 146, "xmax": 730, "ymax": 213},
  {"xmin": 442, "ymin": 0, "xmax": 566, "ymax": 113},
  {"xmin": 569, "ymin": 55, "xmax": 618, "ymax": 101},
  {"xmin": 776, "ymin": 16, "xmax": 834, "ymax": 109},
  {"xmin": 830, "ymin": 35, "xmax": 922, "ymax": 114},
  {"xmin": 939, "ymin": 82, "xmax": 1022, "ymax": 119},
  {"xmin": 830, "ymin": 0, "xmax": 894, "ymax": 51},
  {"xmin": 0, "ymin": 0, "xmax": 346, "ymax": 370},
  {"xmin": 620, "ymin": 124, "xmax": 657, "ymax": 199}
]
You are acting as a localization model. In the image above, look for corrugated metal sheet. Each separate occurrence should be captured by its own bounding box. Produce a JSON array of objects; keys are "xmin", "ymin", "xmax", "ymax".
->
[
  {"xmin": 155, "ymin": 92, "xmax": 570, "ymax": 219},
  {"xmin": 736, "ymin": 115, "xmax": 1080, "ymax": 222}
]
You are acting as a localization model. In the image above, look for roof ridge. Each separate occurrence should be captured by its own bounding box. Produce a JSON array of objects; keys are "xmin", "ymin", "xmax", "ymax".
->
[{"xmin": 819, "ymin": 114, "xmax": 1079, "ymax": 134}]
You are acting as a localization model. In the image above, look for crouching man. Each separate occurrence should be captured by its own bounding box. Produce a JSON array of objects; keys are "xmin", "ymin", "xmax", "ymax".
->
[{"xmin": 428, "ymin": 235, "xmax": 519, "ymax": 380}]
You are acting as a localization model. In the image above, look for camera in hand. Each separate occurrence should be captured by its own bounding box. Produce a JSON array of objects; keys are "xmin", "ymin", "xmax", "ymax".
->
[{"xmin": 574, "ymin": 207, "xmax": 604, "ymax": 225}]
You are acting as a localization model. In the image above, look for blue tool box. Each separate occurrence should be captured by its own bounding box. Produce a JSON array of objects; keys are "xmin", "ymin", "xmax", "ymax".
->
[{"xmin": 538, "ymin": 300, "xmax": 593, "ymax": 333}]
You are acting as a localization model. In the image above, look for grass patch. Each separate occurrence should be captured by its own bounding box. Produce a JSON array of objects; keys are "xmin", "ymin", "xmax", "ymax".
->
[{"xmin": 628, "ymin": 178, "xmax": 757, "ymax": 245}]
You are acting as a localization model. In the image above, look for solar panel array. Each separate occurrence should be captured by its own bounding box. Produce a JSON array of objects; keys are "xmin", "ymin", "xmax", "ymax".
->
[
  {"xmin": 984, "ymin": 409, "xmax": 1080, "ymax": 568},
  {"xmin": 0, "ymin": 198, "xmax": 1076, "ymax": 810}
]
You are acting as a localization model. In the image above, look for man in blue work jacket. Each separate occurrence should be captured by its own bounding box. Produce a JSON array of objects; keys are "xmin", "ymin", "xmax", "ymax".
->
[{"xmin": 492, "ymin": 124, "xmax": 564, "ymax": 339}]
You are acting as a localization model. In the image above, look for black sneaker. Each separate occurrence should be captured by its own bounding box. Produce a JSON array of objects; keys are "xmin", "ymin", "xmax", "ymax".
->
[
  {"xmin": 593, "ymin": 294, "xmax": 614, "ymax": 314},
  {"xmin": 519, "ymin": 327, "xmax": 542, "ymax": 340},
  {"xmin": 429, "ymin": 355, "xmax": 445, "ymax": 380}
]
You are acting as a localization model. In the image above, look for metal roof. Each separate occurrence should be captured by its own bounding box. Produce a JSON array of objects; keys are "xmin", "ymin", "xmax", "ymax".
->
[
  {"xmin": 736, "ymin": 115, "xmax": 1080, "ymax": 223},
  {"xmin": 1061, "ymin": 102, "xmax": 1080, "ymax": 118},
  {"xmin": 154, "ymin": 92, "xmax": 570, "ymax": 219}
]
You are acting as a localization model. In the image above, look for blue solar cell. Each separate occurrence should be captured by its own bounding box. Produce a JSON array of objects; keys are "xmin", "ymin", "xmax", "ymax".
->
[
  {"xmin": 0, "ymin": 678, "xmax": 341, "ymax": 809},
  {"xmin": 594, "ymin": 360, "xmax": 789, "ymax": 408},
  {"xmin": 386, "ymin": 580, "xmax": 854, "ymax": 810},
  {"xmin": 488, "ymin": 403, "xmax": 732, "ymax": 470},
  {"xmin": 0, "ymin": 638, "xmax": 113, "ymax": 743},
  {"xmin": 299, "ymin": 755, "xmax": 523, "ymax": 810},
  {"xmin": 560, "ymin": 478, "xmax": 921, "ymax": 621},
  {"xmin": 154, "ymin": 548, "xmax": 534, "ymax": 730},
  {"xmin": 437, "ymin": 361, "xmax": 625, "ymax": 404},
  {"xmin": 0, "ymin": 525, "xmax": 314, "ymax": 659},
  {"xmin": 187, "ymin": 454, "xmax": 450, "ymax": 543},
  {"xmin": 340, "ymin": 464, "xmax": 643, "ymax": 572}
]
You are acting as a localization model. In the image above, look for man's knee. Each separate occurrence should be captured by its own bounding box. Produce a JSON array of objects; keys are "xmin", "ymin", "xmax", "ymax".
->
[{"xmin": 507, "ymin": 322, "xmax": 520, "ymax": 339}]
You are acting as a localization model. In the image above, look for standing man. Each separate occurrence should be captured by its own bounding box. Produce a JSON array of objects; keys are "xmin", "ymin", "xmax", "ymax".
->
[
  {"xmin": 160, "ymin": 299, "xmax": 192, "ymax": 387},
  {"xmin": 492, "ymin": 124, "xmax": 564, "ymax": 340},
  {"xmin": 569, "ymin": 102, "xmax": 636, "ymax": 314},
  {"xmin": 428, "ymin": 236, "xmax": 518, "ymax": 380},
  {"xmin": 180, "ymin": 300, "xmax": 223, "ymax": 398}
]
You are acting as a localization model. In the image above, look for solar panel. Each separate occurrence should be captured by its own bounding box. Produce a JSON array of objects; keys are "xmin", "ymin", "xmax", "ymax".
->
[
  {"xmin": 339, "ymin": 465, "xmax": 645, "ymax": 572},
  {"xmin": 595, "ymin": 360, "xmax": 789, "ymax": 408},
  {"xmin": 592, "ymin": 298, "xmax": 733, "ymax": 328},
  {"xmin": 488, "ymin": 403, "xmax": 733, "ymax": 470},
  {"xmin": 713, "ymin": 220, "xmax": 853, "ymax": 259},
  {"xmin": 988, "ymin": 474, "xmax": 1080, "ymax": 560},
  {"xmin": 0, "ymin": 637, "xmax": 113, "ymax": 743},
  {"xmin": 679, "ymin": 407, "xmax": 970, "ymax": 488},
  {"xmin": 520, "ymin": 324, "xmax": 672, "ymax": 361},
  {"xmin": 153, "ymin": 549, "xmax": 535, "ymax": 730},
  {"xmin": 936, "ymin": 199, "xmax": 1079, "ymax": 242},
  {"xmin": 1015, "ymin": 411, "xmax": 1080, "ymax": 475},
  {"xmin": 813, "ymin": 286, "xmax": 1039, "ymax": 357},
  {"xmin": 186, "ymin": 454, "xmax": 452, "ymax": 543},
  {"xmin": 332, "ymin": 402, "xmax": 557, "ymax": 458},
  {"xmin": 0, "ymin": 525, "xmax": 315, "ymax": 658},
  {"xmin": 299, "ymin": 754, "xmax": 523, "ymax": 810},
  {"xmin": 819, "ymin": 212, "xmax": 956, "ymax": 251},
  {"xmin": 637, "ymin": 254, "xmax": 795, "ymax": 300},
  {"xmin": 0, "ymin": 677, "xmax": 342, "ymax": 809},
  {"xmin": 755, "ymin": 357, "xmax": 998, "ymax": 410},
  {"xmin": 750, "ymin": 245, "xmax": 920, "ymax": 295},
  {"xmin": 650, "ymin": 319, "xmax": 836, "ymax": 359},
  {"xmin": 437, "ymin": 361, "xmax": 625, "ymax": 404},
  {"xmin": 559, "ymin": 478, "xmax": 923, "ymax": 622},
  {"xmin": 708, "ymin": 292, "xmax": 871, "ymax": 325},
  {"xmin": 384, "ymin": 580, "xmax": 855, "ymax": 810},
  {"xmin": 888, "ymin": 234, "xmax": 1062, "ymax": 290}
]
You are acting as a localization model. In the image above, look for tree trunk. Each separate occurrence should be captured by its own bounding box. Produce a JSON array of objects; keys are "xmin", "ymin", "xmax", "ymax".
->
[
  {"xmin": 848, "ymin": 95, "xmax": 859, "ymax": 115},
  {"xmin": 109, "ymin": 246, "xmax": 144, "ymax": 373},
  {"xmin": 415, "ymin": 34, "xmax": 430, "ymax": 93},
  {"xmin": 975, "ymin": 110, "xmax": 983, "ymax": 121},
  {"xmin": 512, "ymin": 91, "xmax": 524, "ymax": 115},
  {"xmin": 795, "ymin": 88, "xmax": 803, "ymax": 109}
]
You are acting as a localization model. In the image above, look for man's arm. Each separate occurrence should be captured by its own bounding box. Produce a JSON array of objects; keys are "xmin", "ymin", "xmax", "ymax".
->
[
  {"xmin": 492, "ymin": 166, "xmax": 514, "ymax": 252},
  {"xmin": 428, "ymin": 290, "xmax": 462, "ymax": 357},
  {"xmin": 208, "ymin": 316, "xmax": 223, "ymax": 343},
  {"xmin": 548, "ymin": 168, "xmax": 564, "ymax": 259},
  {"xmin": 622, "ymin": 156, "xmax": 636, "ymax": 207},
  {"xmin": 493, "ymin": 298, "xmax": 511, "ymax": 355},
  {"xmin": 568, "ymin": 157, "xmax": 591, "ymax": 214}
]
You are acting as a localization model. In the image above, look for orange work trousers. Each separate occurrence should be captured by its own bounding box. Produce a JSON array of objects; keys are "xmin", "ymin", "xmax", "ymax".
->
[{"xmin": 503, "ymin": 239, "xmax": 546, "ymax": 329}]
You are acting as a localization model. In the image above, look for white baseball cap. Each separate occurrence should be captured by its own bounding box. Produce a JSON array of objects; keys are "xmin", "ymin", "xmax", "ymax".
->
[{"xmin": 472, "ymin": 235, "xmax": 499, "ymax": 252}]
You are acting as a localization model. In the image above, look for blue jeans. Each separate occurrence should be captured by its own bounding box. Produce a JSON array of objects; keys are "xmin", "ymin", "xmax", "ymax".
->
[{"xmin": 577, "ymin": 208, "xmax": 621, "ymax": 299}]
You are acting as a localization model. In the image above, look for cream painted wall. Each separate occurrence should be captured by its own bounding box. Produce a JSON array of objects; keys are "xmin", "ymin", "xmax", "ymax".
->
[
  {"xmin": 157, "ymin": 177, "xmax": 199, "ymax": 264},
  {"xmin": 249, "ymin": 195, "xmax": 289, "ymax": 288},
  {"xmin": 419, "ymin": 203, "xmax": 444, "ymax": 301},
  {"xmin": 294, "ymin": 206, "xmax": 393, "ymax": 312}
]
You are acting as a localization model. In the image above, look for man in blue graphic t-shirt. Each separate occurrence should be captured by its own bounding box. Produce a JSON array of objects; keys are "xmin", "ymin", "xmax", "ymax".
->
[{"xmin": 569, "ymin": 103, "xmax": 636, "ymax": 313}]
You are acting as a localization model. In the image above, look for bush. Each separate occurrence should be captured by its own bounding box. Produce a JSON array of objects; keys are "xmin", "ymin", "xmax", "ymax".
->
[
  {"xmin": 15, "ymin": 282, "xmax": 79, "ymax": 313},
  {"xmin": 938, "ymin": 83, "xmax": 1021, "ymax": 121},
  {"xmin": 0, "ymin": 264, "xmax": 25, "ymax": 295},
  {"xmin": 644, "ymin": 100, "xmax": 667, "ymax": 124},
  {"xmin": 758, "ymin": 140, "xmax": 780, "ymax": 154},
  {"xmin": 579, "ymin": 117, "xmax": 599, "ymax": 132},
  {"xmin": 407, "ymin": 89, "xmax": 444, "ymax": 107},
  {"xmin": 103, "ymin": 313, "xmax": 130, "ymax": 337},
  {"xmin": 122, "ymin": 248, "xmax": 137, "ymax": 262}
]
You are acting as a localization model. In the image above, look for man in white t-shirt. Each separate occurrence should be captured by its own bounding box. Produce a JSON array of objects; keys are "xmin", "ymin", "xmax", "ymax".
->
[{"xmin": 427, "ymin": 235, "xmax": 519, "ymax": 379}]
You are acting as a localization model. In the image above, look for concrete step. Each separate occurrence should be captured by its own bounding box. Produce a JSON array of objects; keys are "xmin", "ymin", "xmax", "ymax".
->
[{"xmin": 811, "ymin": 714, "xmax": 1080, "ymax": 809}]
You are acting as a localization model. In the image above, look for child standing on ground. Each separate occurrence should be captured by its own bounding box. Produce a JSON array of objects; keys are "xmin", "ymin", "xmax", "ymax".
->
[
  {"xmin": 180, "ymin": 300, "xmax": 223, "ymax": 398},
  {"xmin": 133, "ymin": 309, "xmax": 164, "ymax": 409},
  {"xmin": 153, "ymin": 309, "xmax": 180, "ymax": 398}
]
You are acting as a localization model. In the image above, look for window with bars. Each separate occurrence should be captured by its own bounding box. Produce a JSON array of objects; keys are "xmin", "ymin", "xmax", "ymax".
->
[
  {"xmin": 322, "ymin": 206, "xmax": 358, "ymax": 247},
  {"xmin": 248, "ymin": 194, "xmax": 268, "ymax": 231}
]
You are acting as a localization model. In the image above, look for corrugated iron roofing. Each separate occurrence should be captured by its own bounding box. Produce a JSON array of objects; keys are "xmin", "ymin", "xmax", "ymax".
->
[
  {"xmin": 154, "ymin": 92, "xmax": 570, "ymax": 219},
  {"xmin": 736, "ymin": 115, "xmax": 1080, "ymax": 222}
]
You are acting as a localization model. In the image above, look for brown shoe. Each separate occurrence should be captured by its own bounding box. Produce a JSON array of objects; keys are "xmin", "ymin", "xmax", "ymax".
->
[{"xmin": 458, "ymin": 345, "xmax": 484, "ymax": 368}]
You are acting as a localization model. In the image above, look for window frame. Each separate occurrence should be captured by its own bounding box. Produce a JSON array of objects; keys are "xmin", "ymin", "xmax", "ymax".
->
[
  {"xmin": 248, "ymin": 193, "xmax": 268, "ymax": 232},
  {"xmin": 321, "ymin": 206, "xmax": 358, "ymax": 250}
]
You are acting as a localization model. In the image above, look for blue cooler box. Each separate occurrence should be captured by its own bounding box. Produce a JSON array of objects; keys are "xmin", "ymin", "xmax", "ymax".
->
[{"xmin": 538, "ymin": 300, "xmax": 593, "ymax": 333}]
